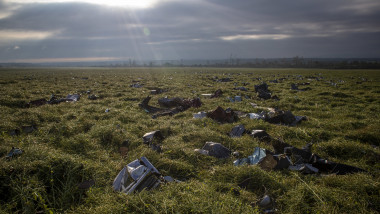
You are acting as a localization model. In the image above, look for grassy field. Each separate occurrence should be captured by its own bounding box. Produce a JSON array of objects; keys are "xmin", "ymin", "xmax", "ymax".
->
[{"xmin": 0, "ymin": 67, "xmax": 379, "ymax": 213}]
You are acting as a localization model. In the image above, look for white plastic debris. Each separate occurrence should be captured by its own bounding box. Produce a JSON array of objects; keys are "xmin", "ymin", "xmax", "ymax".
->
[
  {"xmin": 193, "ymin": 111, "xmax": 207, "ymax": 119},
  {"xmin": 248, "ymin": 112, "xmax": 266, "ymax": 120}
]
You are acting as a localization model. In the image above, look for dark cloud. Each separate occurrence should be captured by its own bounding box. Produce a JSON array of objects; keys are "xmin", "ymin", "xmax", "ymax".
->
[{"xmin": 0, "ymin": 0, "xmax": 379, "ymax": 62}]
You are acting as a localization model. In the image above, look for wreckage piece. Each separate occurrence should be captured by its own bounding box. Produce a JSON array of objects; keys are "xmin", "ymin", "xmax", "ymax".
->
[
  {"xmin": 289, "ymin": 164, "xmax": 319, "ymax": 174},
  {"xmin": 254, "ymin": 83, "xmax": 269, "ymax": 92},
  {"xmin": 130, "ymin": 83, "xmax": 143, "ymax": 88},
  {"xmin": 142, "ymin": 131, "xmax": 164, "ymax": 152},
  {"xmin": 88, "ymin": 94, "xmax": 98, "ymax": 100},
  {"xmin": 8, "ymin": 129, "xmax": 20, "ymax": 136},
  {"xmin": 158, "ymin": 97, "xmax": 184, "ymax": 108},
  {"xmin": 265, "ymin": 111, "xmax": 307, "ymax": 126},
  {"xmin": 148, "ymin": 87, "xmax": 165, "ymax": 95},
  {"xmin": 207, "ymin": 106, "xmax": 238, "ymax": 123},
  {"xmin": 139, "ymin": 96, "xmax": 164, "ymax": 113},
  {"xmin": 234, "ymin": 87, "xmax": 248, "ymax": 91},
  {"xmin": 196, "ymin": 142, "xmax": 231, "ymax": 158},
  {"xmin": 250, "ymin": 130, "xmax": 271, "ymax": 141},
  {"xmin": 182, "ymin": 98, "xmax": 202, "ymax": 108},
  {"xmin": 193, "ymin": 111, "xmax": 207, "ymax": 119},
  {"xmin": 234, "ymin": 147, "xmax": 267, "ymax": 166},
  {"xmin": 47, "ymin": 95, "xmax": 66, "ymax": 104},
  {"xmin": 27, "ymin": 98, "xmax": 47, "ymax": 107},
  {"xmin": 6, "ymin": 147, "xmax": 23, "ymax": 159},
  {"xmin": 216, "ymin": 78, "xmax": 233, "ymax": 82},
  {"xmin": 157, "ymin": 97, "xmax": 201, "ymax": 108},
  {"xmin": 227, "ymin": 96, "xmax": 242, "ymax": 102},
  {"xmin": 229, "ymin": 125, "xmax": 246, "ymax": 138},
  {"xmin": 22, "ymin": 125, "xmax": 37, "ymax": 133},
  {"xmin": 140, "ymin": 96, "xmax": 201, "ymax": 119},
  {"xmin": 257, "ymin": 154, "xmax": 291, "ymax": 171},
  {"xmin": 257, "ymin": 90, "xmax": 272, "ymax": 100},
  {"xmin": 112, "ymin": 157, "xmax": 161, "ymax": 194},
  {"xmin": 254, "ymin": 82, "xmax": 276, "ymax": 100},
  {"xmin": 248, "ymin": 112, "xmax": 266, "ymax": 120},
  {"xmin": 210, "ymin": 89, "xmax": 223, "ymax": 98},
  {"xmin": 291, "ymin": 83, "xmax": 299, "ymax": 90},
  {"xmin": 284, "ymin": 144, "xmax": 366, "ymax": 175},
  {"xmin": 66, "ymin": 94, "xmax": 80, "ymax": 102},
  {"xmin": 291, "ymin": 83, "xmax": 312, "ymax": 91}
]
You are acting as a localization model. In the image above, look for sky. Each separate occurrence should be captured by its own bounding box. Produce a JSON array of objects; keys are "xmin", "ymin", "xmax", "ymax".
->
[{"xmin": 0, "ymin": 0, "xmax": 380, "ymax": 63}]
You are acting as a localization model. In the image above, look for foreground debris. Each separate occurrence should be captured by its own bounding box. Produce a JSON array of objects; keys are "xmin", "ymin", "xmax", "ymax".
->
[
  {"xmin": 112, "ymin": 157, "xmax": 176, "ymax": 194},
  {"xmin": 195, "ymin": 142, "xmax": 231, "ymax": 158},
  {"xmin": 142, "ymin": 130, "xmax": 164, "ymax": 152},
  {"xmin": 206, "ymin": 106, "xmax": 238, "ymax": 123},
  {"xmin": 249, "ymin": 108, "xmax": 307, "ymax": 126},
  {"xmin": 139, "ymin": 96, "xmax": 201, "ymax": 119},
  {"xmin": 28, "ymin": 94, "xmax": 81, "ymax": 107},
  {"xmin": 254, "ymin": 82, "xmax": 279, "ymax": 100},
  {"xmin": 6, "ymin": 147, "xmax": 23, "ymax": 159},
  {"xmin": 291, "ymin": 83, "xmax": 311, "ymax": 91},
  {"xmin": 229, "ymin": 124, "xmax": 246, "ymax": 138},
  {"xmin": 211, "ymin": 89, "xmax": 223, "ymax": 98},
  {"xmin": 234, "ymin": 140, "xmax": 366, "ymax": 175}
]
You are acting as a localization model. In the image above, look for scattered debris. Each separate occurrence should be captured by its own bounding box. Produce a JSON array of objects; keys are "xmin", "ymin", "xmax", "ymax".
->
[
  {"xmin": 27, "ymin": 98, "xmax": 47, "ymax": 107},
  {"xmin": 123, "ymin": 98, "xmax": 139, "ymax": 101},
  {"xmin": 158, "ymin": 97, "xmax": 185, "ymax": 108},
  {"xmin": 255, "ymin": 195, "xmax": 276, "ymax": 213},
  {"xmin": 66, "ymin": 94, "xmax": 80, "ymax": 102},
  {"xmin": 6, "ymin": 147, "xmax": 23, "ymax": 159},
  {"xmin": 113, "ymin": 157, "xmax": 173, "ymax": 194},
  {"xmin": 139, "ymin": 96, "xmax": 202, "ymax": 119},
  {"xmin": 130, "ymin": 83, "xmax": 143, "ymax": 88},
  {"xmin": 193, "ymin": 111, "xmax": 207, "ymax": 119},
  {"xmin": 195, "ymin": 142, "xmax": 231, "ymax": 158},
  {"xmin": 234, "ymin": 87, "xmax": 248, "ymax": 91},
  {"xmin": 148, "ymin": 87, "xmax": 166, "ymax": 95},
  {"xmin": 206, "ymin": 106, "xmax": 238, "ymax": 123},
  {"xmin": 250, "ymin": 130, "xmax": 271, "ymax": 141},
  {"xmin": 201, "ymin": 94, "xmax": 213, "ymax": 98},
  {"xmin": 228, "ymin": 96, "xmax": 242, "ymax": 102},
  {"xmin": 105, "ymin": 108, "xmax": 110, "ymax": 113},
  {"xmin": 249, "ymin": 109, "xmax": 307, "ymax": 126},
  {"xmin": 8, "ymin": 129, "xmax": 20, "ymax": 136},
  {"xmin": 215, "ymin": 77, "xmax": 233, "ymax": 82},
  {"xmin": 210, "ymin": 89, "xmax": 223, "ymax": 98},
  {"xmin": 143, "ymin": 131, "xmax": 164, "ymax": 152},
  {"xmin": 88, "ymin": 94, "xmax": 98, "ymax": 100},
  {"xmin": 234, "ymin": 147, "xmax": 267, "ymax": 166},
  {"xmin": 291, "ymin": 83, "xmax": 312, "ymax": 91},
  {"xmin": 22, "ymin": 125, "xmax": 37, "ymax": 133},
  {"xmin": 229, "ymin": 124, "xmax": 245, "ymax": 138},
  {"xmin": 248, "ymin": 112, "xmax": 266, "ymax": 120},
  {"xmin": 254, "ymin": 82, "xmax": 277, "ymax": 100}
]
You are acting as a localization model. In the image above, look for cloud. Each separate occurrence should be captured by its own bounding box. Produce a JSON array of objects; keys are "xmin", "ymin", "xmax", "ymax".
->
[
  {"xmin": 0, "ymin": 0, "xmax": 380, "ymax": 62},
  {"xmin": 0, "ymin": 30, "xmax": 56, "ymax": 41},
  {"xmin": 220, "ymin": 34, "xmax": 291, "ymax": 41}
]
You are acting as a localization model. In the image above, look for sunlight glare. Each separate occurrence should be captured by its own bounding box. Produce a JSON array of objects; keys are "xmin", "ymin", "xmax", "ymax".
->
[{"xmin": 6, "ymin": 0, "xmax": 158, "ymax": 9}]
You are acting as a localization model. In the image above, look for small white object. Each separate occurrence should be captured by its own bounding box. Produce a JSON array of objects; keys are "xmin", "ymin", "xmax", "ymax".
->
[
  {"xmin": 193, "ymin": 111, "xmax": 207, "ymax": 119},
  {"xmin": 248, "ymin": 113, "xmax": 265, "ymax": 120},
  {"xmin": 234, "ymin": 96, "xmax": 242, "ymax": 102},
  {"xmin": 201, "ymin": 94, "xmax": 212, "ymax": 98}
]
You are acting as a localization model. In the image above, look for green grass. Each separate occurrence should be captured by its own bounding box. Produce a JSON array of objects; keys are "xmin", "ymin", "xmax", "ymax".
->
[{"xmin": 0, "ymin": 67, "xmax": 379, "ymax": 213}]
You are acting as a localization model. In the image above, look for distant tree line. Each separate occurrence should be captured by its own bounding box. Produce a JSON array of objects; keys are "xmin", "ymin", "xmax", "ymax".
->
[{"xmin": 1, "ymin": 56, "xmax": 380, "ymax": 68}]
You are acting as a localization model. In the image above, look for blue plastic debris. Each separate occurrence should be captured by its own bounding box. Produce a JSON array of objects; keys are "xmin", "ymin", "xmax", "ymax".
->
[
  {"xmin": 234, "ymin": 147, "xmax": 267, "ymax": 166},
  {"xmin": 6, "ymin": 147, "xmax": 23, "ymax": 159}
]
